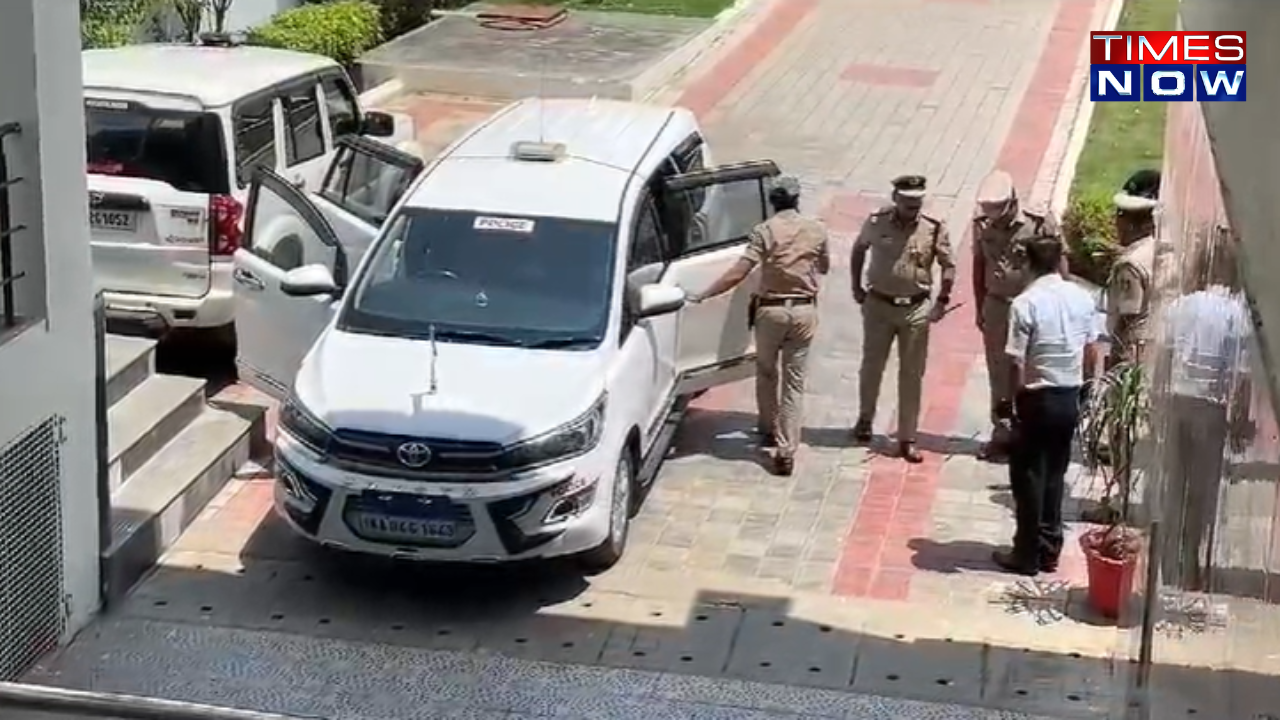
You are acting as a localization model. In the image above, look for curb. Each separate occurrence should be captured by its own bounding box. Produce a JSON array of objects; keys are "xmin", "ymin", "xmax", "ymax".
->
[
  {"xmin": 1045, "ymin": 0, "xmax": 1128, "ymax": 216},
  {"xmin": 642, "ymin": 0, "xmax": 774, "ymax": 103}
]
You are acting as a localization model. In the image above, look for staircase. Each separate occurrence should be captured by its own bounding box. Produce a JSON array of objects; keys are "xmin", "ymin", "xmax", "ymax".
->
[{"xmin": 103, "ymin": 334, "xmax": 266, "ymax": 600}]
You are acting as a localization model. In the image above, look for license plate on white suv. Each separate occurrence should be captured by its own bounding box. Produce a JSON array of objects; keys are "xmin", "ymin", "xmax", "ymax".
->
[
  {"xmin": 90, "ymin": 209, "xmax": 138, "ymax": 232},
  {"xmin": 351, "ymin": 513, "xmax": 458, "ymax": 543}
]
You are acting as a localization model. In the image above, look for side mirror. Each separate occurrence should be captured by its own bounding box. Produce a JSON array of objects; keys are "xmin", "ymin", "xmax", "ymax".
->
[
  {"xmin": 361, "ymin": 111, "xmax": 395, "ymax": 138},
  {"xmin": 635, "ymin": 284, "xmax": 686, "ymax": 318},
  {"xmin": 280, "ymin": 264, "xmax": 338, "ymax": 297}
]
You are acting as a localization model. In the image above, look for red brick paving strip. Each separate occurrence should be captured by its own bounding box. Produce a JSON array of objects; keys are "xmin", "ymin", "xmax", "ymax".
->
[
  {"xmin": 834, "ymin": 0, "xmax": 1103, "ymax": 600},
  {"xmin": 676, "ymin": 0, "xmax": 820, "ymax": 118}
]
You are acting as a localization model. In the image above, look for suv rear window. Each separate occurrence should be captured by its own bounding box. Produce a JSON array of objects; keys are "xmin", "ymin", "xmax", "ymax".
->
[{"xmin": 85, "ymin": 98, "xmax": 230, "ymax": 195}]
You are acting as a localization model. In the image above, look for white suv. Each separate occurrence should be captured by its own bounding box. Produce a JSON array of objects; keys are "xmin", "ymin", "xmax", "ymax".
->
[
  {"xmin": 234, "ymin": 98, "xmax": 780, "ymax": 570},
  {"xmin": 83, "ymin": 40, "xmax": 411, "ymax": 345}
]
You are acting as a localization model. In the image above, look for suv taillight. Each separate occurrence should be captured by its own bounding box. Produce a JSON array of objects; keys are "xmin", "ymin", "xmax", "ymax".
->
[{"xmin": 209, "ymin": 194, "xmax": 243, "ymax": 257}]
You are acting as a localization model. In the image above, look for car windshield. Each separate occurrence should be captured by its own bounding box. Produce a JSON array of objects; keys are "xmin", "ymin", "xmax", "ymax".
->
[
  {"xmin": 338, "ymin": 209, "xmax": 617, "ymax": 349},
  {"xmin": 85, "ymin": 98, "xmax": 230, "ymax": 194}
]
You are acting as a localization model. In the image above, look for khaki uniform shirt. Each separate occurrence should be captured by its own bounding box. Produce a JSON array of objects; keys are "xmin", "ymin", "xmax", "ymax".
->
[
  {"xmin": 743, "ymin": 209, "xmax": 830, "ymax": 297},
  {"xmin": 855, "ymin": 207, "xmax": 955, "ymax": 297},
  {"xmin": 1107, "ymin": 234, "xmax": 1157, "ymax": 345},
  {"xmin": 973, "ymin": 208, "xmax": 1063, "ymax": 299}
]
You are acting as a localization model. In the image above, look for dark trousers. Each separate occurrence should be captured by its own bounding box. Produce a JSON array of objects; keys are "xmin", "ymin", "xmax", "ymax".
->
[
  {"xmin": 1161, "ymin": 394, "xmax": 1228, "ymax": 590},
  {"xmin": 1009, "ymin": 387, "xmax": 1081, "ymax": 564}
]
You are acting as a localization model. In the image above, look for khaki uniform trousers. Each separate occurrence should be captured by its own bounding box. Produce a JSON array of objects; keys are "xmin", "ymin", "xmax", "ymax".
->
[
  {"xmin": 981, "ymin": 295, "xmax": 1014, "ymax": 446},
  {"xmin": 858, "ymin": 295, "xmax": 931, "ymax": 442},
  {"xmin": 755, "ymin": 303, "xmax": 818, "ymax": 459}
]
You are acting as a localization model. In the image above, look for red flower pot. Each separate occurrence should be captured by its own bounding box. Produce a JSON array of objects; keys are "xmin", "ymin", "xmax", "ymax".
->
[{"xmin": 1080, "ymin": 531, "xmax": 1139, "ymax": 619}]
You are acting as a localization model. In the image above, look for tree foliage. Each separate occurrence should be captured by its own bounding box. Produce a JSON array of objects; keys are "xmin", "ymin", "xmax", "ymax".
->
[{"xmin": 81, "ymin": 0, "xmax": 160, "ymax": 48}]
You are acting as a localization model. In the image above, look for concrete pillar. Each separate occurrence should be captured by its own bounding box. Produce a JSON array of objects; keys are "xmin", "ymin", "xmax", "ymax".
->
[{"xmin": 0, "ymin": 0, "xmax": 101, "ymax": 638}]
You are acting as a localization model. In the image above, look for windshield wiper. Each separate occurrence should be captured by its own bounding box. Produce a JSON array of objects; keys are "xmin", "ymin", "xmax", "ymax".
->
[
  {"xmin": 522, "ymin": 336, "xmax": 599, "ymax": 349},
  {"xmin": 433, "ymin": 329, "xmax": 524, "ymax": 347}
]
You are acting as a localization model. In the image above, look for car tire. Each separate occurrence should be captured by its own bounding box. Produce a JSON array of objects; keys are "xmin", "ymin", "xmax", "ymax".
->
[{"xmin": 579, "ymin": 450, "xmax": 635, "ymax": 574}]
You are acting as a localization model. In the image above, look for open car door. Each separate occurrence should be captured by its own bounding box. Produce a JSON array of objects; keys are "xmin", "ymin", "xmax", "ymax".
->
[
  {"xmin": 233, "ymin": 170, "xmax": 349, "ymax": 398},
  {"xmin": 233, "ymin": 138, "xmax": 423, "ymax": 399},
  {"xmin": 310, "ymin": 135, "xmax": 424, "ymax": 269},
  {"xmin": 662, "ymin": 160, "xmax": 780, "ymax": 396}
]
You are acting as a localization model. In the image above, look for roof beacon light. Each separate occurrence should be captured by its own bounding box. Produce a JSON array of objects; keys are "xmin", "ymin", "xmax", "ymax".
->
[{"xmin": 511, "ymin": 141, "xmax": 566, "ymax": 162}]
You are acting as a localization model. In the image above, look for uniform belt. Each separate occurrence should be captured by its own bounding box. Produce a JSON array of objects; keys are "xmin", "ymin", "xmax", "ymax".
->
[
  {"xmin": 869, "ymin": 289, "xmax": 929, "ymax": 307},
  {"xmin": 756, "ymin": 296, "xmax": 815, "ymax": 308}
]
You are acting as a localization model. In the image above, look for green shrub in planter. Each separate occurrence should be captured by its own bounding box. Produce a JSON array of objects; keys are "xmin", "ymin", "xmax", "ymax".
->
[
  {"xmin": 248, "ymin": 1, "xmax": 383, "ymax": 66},
  {"xmin": 1063, "ymin": 191, "xmax": 1119, "ymax": 286}
]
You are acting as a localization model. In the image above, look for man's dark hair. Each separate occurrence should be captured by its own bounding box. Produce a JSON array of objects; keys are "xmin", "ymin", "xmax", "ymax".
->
[
  {"xmin": 769, "ymin": 189, "xmax": 799, "ymax": 212},
  {"xmin": 1025, "ymin": 238, "xmax": 1063, "ymax": 276}
]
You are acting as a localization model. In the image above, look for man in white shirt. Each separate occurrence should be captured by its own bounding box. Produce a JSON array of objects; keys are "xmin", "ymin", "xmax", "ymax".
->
[
  {"xmin": 1158, "ymin": 236, "xmax": 1251, "ymax": 591},
  {"xmin": 994, "ymin": 237, "xmax": 1103, "ymax": 575}
]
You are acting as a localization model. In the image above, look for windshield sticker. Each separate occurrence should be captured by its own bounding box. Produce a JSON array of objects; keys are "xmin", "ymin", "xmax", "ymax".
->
[{"xmin": 474, "ymin": 216, "xmax": 535, "ymax": 233}]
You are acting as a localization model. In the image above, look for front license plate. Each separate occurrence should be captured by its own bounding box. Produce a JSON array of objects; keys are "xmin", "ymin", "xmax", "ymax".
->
[
  {"xmin": 90, "ymin": 210, "xmax": 138, "ymax": 232},
  {"xmin": 350, "ymin": 513, "xmax": 457, "ymax": 543}
]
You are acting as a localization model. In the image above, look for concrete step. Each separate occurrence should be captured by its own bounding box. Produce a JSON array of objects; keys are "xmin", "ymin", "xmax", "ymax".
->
[
  {"xmin": 107, "ymin": 374, "xmax": 207, "ymax": 495},
  {"xmin": 104, "ymin": 406, "xmax": 261, "ymax": 602},
  {"xmin": 104, "ymin": 334, "xmax": 156, "ymax": 408}
]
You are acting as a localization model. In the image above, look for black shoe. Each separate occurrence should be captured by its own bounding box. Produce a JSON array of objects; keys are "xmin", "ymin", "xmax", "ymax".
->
[
  {"xmin": 978, "ymin": 441, "xmax": 1009, "ymax": 462},
  {"xmin": 851, "ymin": 419, "xmax": 872, "ymax": 443},
  {"xmin": 1039, "ymin": 557, "xmax": 1060, "ymax": 573},
  {"xmin": 773, "ymin": 455, "xmax": 795, "ymax": 476},
  {"xmin": 900, "ymin": 442, "xmax": 923, "ymax": 464},
  {"xmin": 992, "ymin": 550, "xmax": 1039, "ymax": 576}
]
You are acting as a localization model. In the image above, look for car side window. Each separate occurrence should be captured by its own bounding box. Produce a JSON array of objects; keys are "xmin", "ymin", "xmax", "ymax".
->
[
  {"xmin": 321, "ymin": 74, "xmax": 361, "ymax": 140},
  {"xmin": 621, "ymin": 195, "xmax": 667, "ymax": 342},
  {"xmin": 673, "ymin": 134, "xmax": 706, "ymax": 208},
  {"xmin": 281, "ymin": 82, "xmax": 326, "ymax": 165},
  {"xmin": 233, "ymin": 96, "xmax": 277, "ymax": 187},
  {"xmin": 629, "ymin": 196, "xmax": 666, "ymax": 271}
]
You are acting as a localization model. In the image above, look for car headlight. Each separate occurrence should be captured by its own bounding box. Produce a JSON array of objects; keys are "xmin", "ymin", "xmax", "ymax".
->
[
  {"xmin": 280, "ymin": 392, "xmax": 333, "ymax": 453},
  {"xmin": 500, "ymin": 395, "xmax": 606, "ymax": 470}
]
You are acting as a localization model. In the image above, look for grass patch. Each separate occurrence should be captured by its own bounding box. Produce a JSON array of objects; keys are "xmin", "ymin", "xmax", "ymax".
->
[
  {"xmin": 1063, "ymin": 0, "xmax": 1179, "ymax": 284},
  {"xmin": 487, "ymin": 0, "xmax": 736, "ymax": 18},
  {"xmin": 1068, "ymin": 0, "xmax": 1180, "ymax": 200}
]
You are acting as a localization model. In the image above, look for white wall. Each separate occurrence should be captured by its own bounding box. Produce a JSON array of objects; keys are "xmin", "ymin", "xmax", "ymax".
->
[
  {"xmin": 223, "ymin": 0, "xmax": 301, "ymax": 32},
  {"xmin": 0, "ymin": 0, "xmax": 101, "ymax": 636},
  {"xmin": 1179, "ymin": 0, "xmax": 1280, "ymax": 421}
]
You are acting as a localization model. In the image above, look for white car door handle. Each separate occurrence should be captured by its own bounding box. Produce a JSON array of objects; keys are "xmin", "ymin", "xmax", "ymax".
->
[
  {"xmin": 290, "ymin": 176, "xmax": 306, "ymax": 189},
  {"xmin": 233, "ymin": 267, "xmax": 265, "ymax": 291}
]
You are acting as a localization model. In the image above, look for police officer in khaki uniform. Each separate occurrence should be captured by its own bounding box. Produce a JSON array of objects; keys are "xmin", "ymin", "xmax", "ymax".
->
[
  {"xmin": 972, "ymin": 170, "xmax": 1068, "ymax": 461},
  {"xmin": 689, "ymin": 176, "xmax": 829, "ymax": 476},
  {"xmin": 850, "ymin": 175, "xmax": 956, "ymax": 463},
  {"xmin": 1107, "ymin": 170, "xmax": 1160, "ymax": 367}
]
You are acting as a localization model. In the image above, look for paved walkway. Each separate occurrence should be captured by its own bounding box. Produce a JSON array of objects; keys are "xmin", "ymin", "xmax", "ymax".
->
[{"xmin": 32, "ymin": 1, "xmax": 1280, "ymax": 719}]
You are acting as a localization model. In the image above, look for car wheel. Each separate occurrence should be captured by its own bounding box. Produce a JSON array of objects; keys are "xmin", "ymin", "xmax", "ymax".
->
[{"xmin": 580, "ymin": 450, "xmax": 635, "ymax": 574}]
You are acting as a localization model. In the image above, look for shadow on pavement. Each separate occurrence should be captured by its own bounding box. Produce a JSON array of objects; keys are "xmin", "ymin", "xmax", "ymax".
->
[{"xmin": 31, "ymin": 516, "xmax": 1280, "ymax": 720}]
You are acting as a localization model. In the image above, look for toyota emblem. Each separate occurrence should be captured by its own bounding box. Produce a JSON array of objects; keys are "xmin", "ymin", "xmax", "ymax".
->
[
  {"xmin": 396, "ymin": 441, "xmax": 433, "ymax": 468},
  {"xmin": 89, "ymin": 191, "xmax": 105, "ymax": 206}
]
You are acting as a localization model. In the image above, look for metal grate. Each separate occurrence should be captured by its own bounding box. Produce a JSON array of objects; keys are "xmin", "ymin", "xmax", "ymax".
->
[
  {"xmin": 0, "ymin": 416, "xmax": 67, "ymax": 680},
  {"xmin": 0, "ymin": 121, "xmax": 28, "ymax": 330}
]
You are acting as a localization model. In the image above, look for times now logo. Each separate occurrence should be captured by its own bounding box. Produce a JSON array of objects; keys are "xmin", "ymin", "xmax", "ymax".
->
[{"xmin": 1089, "ymin": 31, "xmax": 1247, "ymax": 102}]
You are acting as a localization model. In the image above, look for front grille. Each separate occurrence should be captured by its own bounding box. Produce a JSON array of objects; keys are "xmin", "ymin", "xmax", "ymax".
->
[
  {"xmin": 0, "ymin": 416, "xmax": 67, "ymax": 680},
  {"xmin": 328, "ymin": 429, "xmax": 505, "ymax": 477}
]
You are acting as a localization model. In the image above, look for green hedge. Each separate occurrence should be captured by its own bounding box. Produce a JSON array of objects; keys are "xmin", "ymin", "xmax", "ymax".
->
[
  {"xmin": 1063, "ymin": 190, "xmax": 1119, "ymax": 286},
  {"xmin": 81, "ymin": 0, "xmax": 159, "ymax": 48},
  {"xmin": 248, "ymin": 1, "xmax": 383, "ymax": 65}
]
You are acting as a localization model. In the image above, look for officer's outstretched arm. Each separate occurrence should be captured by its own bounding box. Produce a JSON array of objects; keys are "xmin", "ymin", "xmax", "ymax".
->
[{"xmin": 694, "ymin": 257, "xmax": 757, "ymax": 302}]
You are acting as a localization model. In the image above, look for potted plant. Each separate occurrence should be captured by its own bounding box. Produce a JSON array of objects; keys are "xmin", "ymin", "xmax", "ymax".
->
[{"xmin": 1077, "ymin": 359, "xmax": 1148, "ymax": 618}]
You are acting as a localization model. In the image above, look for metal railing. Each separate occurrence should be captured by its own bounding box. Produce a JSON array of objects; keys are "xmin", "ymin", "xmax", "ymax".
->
[
  {"xmin": 0, "ymin": 682, "xmax": 320, "ymax": 720},
  {"xmin": 0, "ymin": 121, "xmax": 27, "ymax": 329}
]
